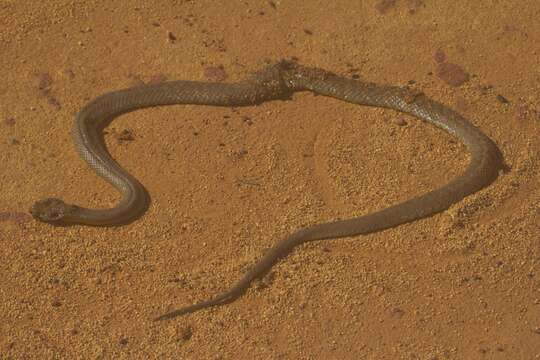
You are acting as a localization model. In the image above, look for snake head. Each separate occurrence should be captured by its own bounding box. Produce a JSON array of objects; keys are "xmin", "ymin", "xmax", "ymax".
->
[{"xmin": 30, "ymin": 198, "xmax": 77, "ymax": 223}]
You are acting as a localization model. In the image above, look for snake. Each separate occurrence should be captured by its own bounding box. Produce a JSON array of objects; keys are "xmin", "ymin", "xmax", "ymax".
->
[{"xmin": 30, "ymin": 61, "xmax": 503, "ymax": 321}]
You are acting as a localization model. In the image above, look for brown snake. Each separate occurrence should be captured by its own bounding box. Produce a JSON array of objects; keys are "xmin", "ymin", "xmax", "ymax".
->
[{"xmin": 30, "ymin": 61, "xmax": 502, "ymax": 321}]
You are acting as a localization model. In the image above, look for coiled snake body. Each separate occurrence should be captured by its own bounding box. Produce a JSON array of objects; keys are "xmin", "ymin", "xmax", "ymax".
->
[{"xmin": 31, "ymin": 61, "xmax": 502, "ymax": 321}]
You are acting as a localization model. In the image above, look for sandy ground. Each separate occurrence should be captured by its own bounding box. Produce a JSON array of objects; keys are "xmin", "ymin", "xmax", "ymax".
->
[{"xmin": 1, "ymin": 1, "xmax": 539, "ymax": 359}]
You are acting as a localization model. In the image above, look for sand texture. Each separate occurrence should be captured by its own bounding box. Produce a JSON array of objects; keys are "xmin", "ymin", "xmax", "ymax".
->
[{"xmin": 1, "ymin": 1, "xmax": 539, "ymax": 359}]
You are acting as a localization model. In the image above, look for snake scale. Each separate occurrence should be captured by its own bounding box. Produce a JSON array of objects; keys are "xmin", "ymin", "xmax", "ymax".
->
[{"xmin": 30, "ymin": 61, "xmax": 502, "ymax": 321}]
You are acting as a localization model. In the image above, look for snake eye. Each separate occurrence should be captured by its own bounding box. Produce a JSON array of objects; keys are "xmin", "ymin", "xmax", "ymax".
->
[{"xmin": 30, "ymin": 198, "xmax": 70, "ymax": 222}]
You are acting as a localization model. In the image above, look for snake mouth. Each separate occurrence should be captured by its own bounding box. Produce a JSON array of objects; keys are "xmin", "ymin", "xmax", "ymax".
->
[{"xmin": 30, "ymin": 198, "xmax": 73, "ymax": 223}]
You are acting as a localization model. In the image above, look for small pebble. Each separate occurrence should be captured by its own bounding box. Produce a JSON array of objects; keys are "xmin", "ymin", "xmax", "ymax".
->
[
  {"xmin": 234, "ymin": 148, "xmax": 248, "ymax": 158},
  {"xmin": 478, "ymin": 84, "xmax": 493, "ymax": 95},
  {"xmin": 115, "ymin": 129, "xmax": 135, "ymax": 143},
  {"xmin": 393, "ymin": 118, "xmax": 407, "ymax": 126},
  {"xmin": 390, "ymin": 307, "xmax": 405, "ymax": 317},
  {"xmin": 180, "ymin": 326, "xmax": 193, "ymax": 341},
  {"xmin": 167, "ymin": 31, "xmax": 177, "ymax": 42},
  {"xmin": 496, "ymin": 94, "xmax": 509, "ymax": 104}
]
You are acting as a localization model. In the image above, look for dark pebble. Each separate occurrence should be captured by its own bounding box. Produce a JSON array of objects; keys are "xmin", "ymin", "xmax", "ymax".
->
[
  {"xmin": 115, "ymin": 129, "xmax": 135, "ymax": 143},
  {"xmin": 235, "ymin": 148, "xmax": 248, "ymax": 158},
  {"xmin": 37, "ymin": 72, "xmax": 53, "ymax": 90},
  {"xmin": 478, "ymin": 84, "xmax": 493, "ymax": 95},
  {"xmin": 167, "ymin": 31, "xmax": 177, "ymax": 42},
  {"xmin": 496, "ymin": 94, "xmax": 509, "ymax": 104},
  {"xmin": 180, "ymin": 326, "xmax": 193, "ymax": 341},
  {"xmin": 242, "ymin": 116, "xmax": 253, "ymax": 125},
  {"xmin": 390, "ymin": 307, "xmax": 405, "ymax": 318}
]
